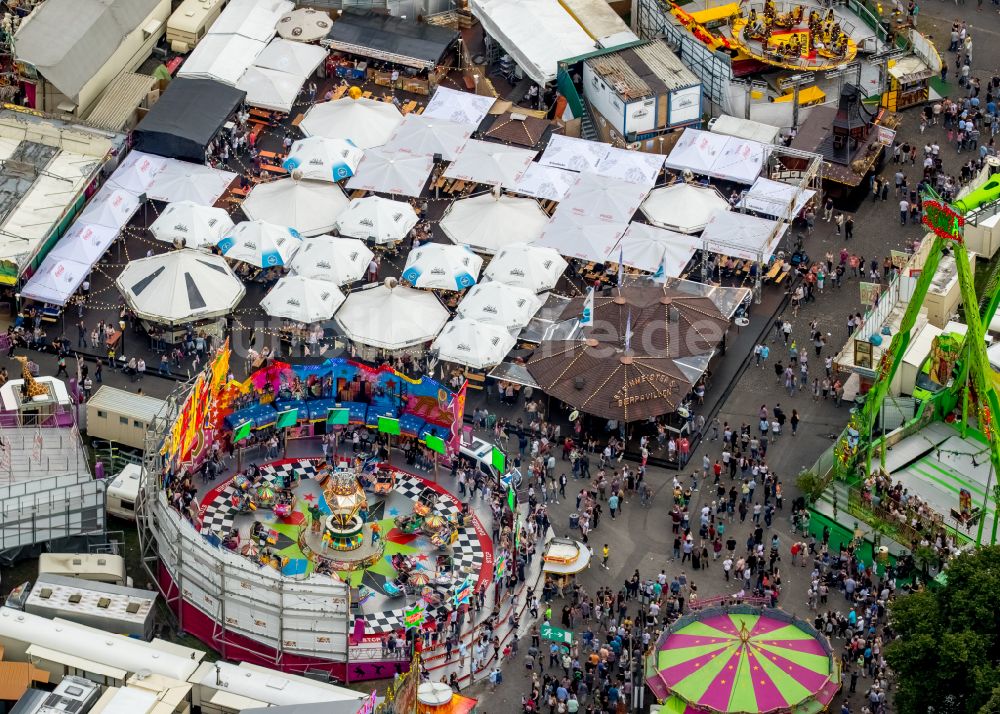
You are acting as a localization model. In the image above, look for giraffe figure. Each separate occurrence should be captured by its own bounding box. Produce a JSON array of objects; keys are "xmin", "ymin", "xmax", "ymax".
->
[{"xmin": 14, "ymin": 355, "xmax": 47, "ymax": 398}]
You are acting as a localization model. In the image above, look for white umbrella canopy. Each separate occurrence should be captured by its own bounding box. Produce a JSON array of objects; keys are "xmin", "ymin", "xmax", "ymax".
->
[
  {"xmin": 482, "ymin": 242, "xmax": 567, "ymax": 293},
  {"xmin": 289, "ymin": 235, "xmax": 373, "ymax": 285},
  {"xmin": 237, "ymin": 66, "xmax": 301, "ymax": 114},
  {"xmin": 261, "ymin": 275, "xmax": 345, "ymax": 323},
  {"xmin": 640, "ymin": 183, "xmax": 730, "ymax": 234},
  {"xmin": 300, "ymin": 97, "xmax": 403, "ymax": 149},
  {"xmin": 432, "ymin": 318, "xmax": 516, "ymax": 369},
  {"xmin": 511, "ymin": 162, "xmax": 577, "ymax": 201},
  {"xmin": 457, "ymin": 281, "xmax": 542, "ymax": 330},
  {"xmin": 79, "ymin": 188, "xmax": 140, "ymax": 229},
  {"xmin": 254, "ymin": 37, "xmax": 327, "ymax": 75},
  {"xmin": 537, "ymin": 212, "xmax": 628, "ymax": 262},
  {"xmin": 146, "ymin": 162, "xmax": 237, "ymax": 205},
  {"xmin": 594, "ymin": 146, "xmax": 665, "ymax": 187},
  {"xmin": 149, "ymin": 201, "xmax": 235, "ymax": 249},
  {"xmin": 540, "ymin": 135, "xmax": 611, "ymax": 173},
  {"xmin": 382, "ymin": 114, "xmax": 474, "ymax": 161},
  {"xmin": 440, "ymin": 193, "xmax": 548, "ymax": 254},
  {"xmin": 218, "ymin": 220, "xmax": 302, "ymax": 268},
  {"xmin": 48, "ymin": 223, "xmax": 116, "ymax": 265},
  {"xmin": 615, "ymin": 222, "xmax": 701, "ymax": 276},
  {"xmin": 282, "ymin": 137, "xmax": 363, "ymax": 181},
  {"xmin": 108, "ymin": 152, "xmax": 165, "ymax": 194},
  {"xmin": 345, "ymin": 149, "xmax": 434, "ymax": 198},
  {"xmin": 443, "ymin": 139, "xmax": 536, "ymax": 187},
  {"xmin": 558, "ymin": 173, "xmax": 650, "ymax": 222},
  {"xmin": 242, "ymin": 176, "xmax": 350, "ymax": 236},
  {"xmin": 276, "ymin": 7, "xmax": 332, "ymax": 41},
  {"xmin": 115, "ymin": 249, "xmax": 246, "ymax": 326},
  {"xmin": 335, "ymin": 279, "xmax": 450, "ymax": 350},
  {"xmin": 402, "ymin": 243, "xmax": 483, "ymax": 291},
  {"xmin": 335, "ymin": 196, "xmax": 418, "ymax": 244}
]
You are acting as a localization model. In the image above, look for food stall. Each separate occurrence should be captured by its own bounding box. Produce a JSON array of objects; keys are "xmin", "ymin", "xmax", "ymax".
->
[{"xmin": 542, "ymin": 538, "xmax": 591, "ymax": 592}]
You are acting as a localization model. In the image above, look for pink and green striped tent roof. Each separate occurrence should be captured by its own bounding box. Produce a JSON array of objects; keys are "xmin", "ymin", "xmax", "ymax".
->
[{"xmin": 646, "ymin": 609, "xmax": 836, "ymax": 714}]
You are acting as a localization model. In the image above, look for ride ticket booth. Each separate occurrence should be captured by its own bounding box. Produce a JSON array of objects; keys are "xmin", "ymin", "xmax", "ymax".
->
[
  {"xmin": 417, "ymin": 682, "xmax": 478, "ymax": 714},
  {"xmin": 542, "ymin": 538, "xmax": 591, "ymax": 594}
]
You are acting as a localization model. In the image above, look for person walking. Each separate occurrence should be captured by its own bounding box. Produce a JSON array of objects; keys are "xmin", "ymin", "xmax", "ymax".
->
[
  {"xmin": 601, "ymin": 544, "xmax": 610, "ymax": 569},
  {"xmin": 790, "ymin": 409, "xmax": 800, "ymax": 436}
]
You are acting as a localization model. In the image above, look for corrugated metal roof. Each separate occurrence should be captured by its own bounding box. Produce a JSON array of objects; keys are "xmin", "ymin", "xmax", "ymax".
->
[
  {"xmin": 586, "ymin": 40, "xmax": 698, "ymax": 101},
  {"xmin": 88, "ymin": 385, "xmax": 166, "ymax": 422},
  {"xmin": 14, "ymin": 0, "xmax": 162, "ymax": 102},
  {"xmin": 85, "ymin": 73, "xmax": 157, "ymax": 131}
]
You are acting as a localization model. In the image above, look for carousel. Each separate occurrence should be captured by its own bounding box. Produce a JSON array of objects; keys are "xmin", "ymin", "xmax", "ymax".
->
[{"xmin": 730, "ymin": 1, "xmax": 858, "ymax": 70}]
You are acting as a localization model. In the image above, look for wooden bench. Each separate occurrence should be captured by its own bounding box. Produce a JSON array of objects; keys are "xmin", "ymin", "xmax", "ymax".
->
[
  {"xmin": 415, "ymin": 105, "xmax": 424, "ymax": 114},
  {"xmin": 291, "ymin": 113, "xmax": 305, "ymax": 127},
  {"xmin": 764, "ymin": 260, "xmax": 784, "ymax": 281},
  {"xmin": 402, "ymin": 101, "xmax": 418, "ymax": 114},
  {"xmin": 261, "ymin": 164, "xmax": 288, "ymax": 175},
  {"xmin": 230, "ymin": 186, "xmax": 250, "ymax": 198},
  {"xmin": 106, "ymin": 330, "xmax": 122, "ymax": 351},
  {"xmin": 332, "ymin": 85, "xmax": 348, "ymax": 100},
  {"xmin": 361, "ymin": 91, "xmax": 373, "ymax": 99},
  {"xmin": 259, "ymin": 150, "xmax": 284, "ymax": 161},
  {"xmin": 464, "ymin": 370, "xmax": 486, "ymax": 390},
  {"xmin": 249, "ymin": 108, "xmax": 273, "ymax": 121},
  {"xmin": 774, "ymin": 270, "xmax": 790, "ymax": 285},
  {"xmin": 450, "ymin": 180, "xmax": 466, "ymax": 193}
]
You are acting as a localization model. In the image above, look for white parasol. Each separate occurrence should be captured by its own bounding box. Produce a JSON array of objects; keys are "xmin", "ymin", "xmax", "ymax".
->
[
  {"xmin": 289, "ymin": 235, "xmax": 373, "ymax": 285},
  {"xmin": 78, "ymin": 188, "xmax": 140, "ymax": 230},
  {"xmin": 537, "ymin": 212, "xmax": 628, "ymax": 262},
  {"xmin": 335, "ymin": 196, "xmax": 418, "ymax": 244},
  {"xmin": 335, "ymin": 279, "xmax": 450, "ymax": 350},
  {"xmin": 432, "ymin": 318, "xmax": 516, "ymax": 369},
  {"xmin": 345, "ymin": 149, "xmax": 434, "ymax": 198},
  {"xmin": 218, "ymin": 220, "xmax": 302, "ymax": 268},
  {"xmin": 443, "ymin": 139, "xmax": 536, "ymax": 187},
  {"xmin": 115, "ymin": 249, "xmax": 246, "ymax": 326},
  {"xmin": 457, "ymin": 282, "xmax": 542, "ymax": 330},
  {"xmin": 261, "ymin": 275, "xmax": 345, "ymax": 323},
  {"xmin": 300, "ymin": 97, "xmax": 403, "ymax": 149},
  {"xmin": 401, "ymin": 243, "xmax": 483, "ymax": 291},
  {"xmin": 149, "ymin": 201, "xmax": 235, "ymax": 249},
  {"xmin": 557, "ymin": 173, "xmax": 651, "ymax": 222},
  {"xmin": 282, "ymin": 136, "xmax": 363, "ymax": 181},
  {"xmin": 242, "ymin": 176, "xmax": 350, "ymax": 237},
  {"xmin": 482, "ymin": 242, "xmax": 567, "ymax": 293},
  {"xmin": 383, "ymin": 114, "xmax": 474, "ymax": 161},
  {"xmin": 440, "ymin": 192, "xmax": 548, "ymax": 254}
]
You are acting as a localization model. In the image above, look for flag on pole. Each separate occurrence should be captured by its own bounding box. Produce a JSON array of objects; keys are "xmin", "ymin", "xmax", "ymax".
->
[
  {"xmin": 617, "ymin": 245, "xmax": 624, "ymax": 286},
  {"xmin": 403, "ymin": 603, "xmax": 426, "ymax": 629},
  {"xmin": 507, "ymin": 484, "xmax": 516, "ymax": 512},
  {"xmin": 653, "ymin": 247, "xmax": 668, "ymax": 282},
  {"xmin": 624, "ymin": 309, "xmax": 633, "ymax": 352},
  {"xmin": 579, "ymin": 287, "xmax": 594, "ymax": 327},
  {"xmin": 514, "ymin": 516, "xmax": 522, "ymax": 551}
]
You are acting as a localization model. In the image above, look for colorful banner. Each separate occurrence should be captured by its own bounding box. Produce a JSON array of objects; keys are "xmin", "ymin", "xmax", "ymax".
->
[
  {"xmin": 859, "ymin": 282, "xmax": 881, "ymax": 306},
  {"xmin": 494, "ymin": 551, "xmax": 507, "ymax": 580},
  {"xmin": 403, "ymin": 603, "xmax": 425, "ymax": 629},
  {"xmin": 452, "ymin": 576, "xmax": 473, "ymax": 607}
]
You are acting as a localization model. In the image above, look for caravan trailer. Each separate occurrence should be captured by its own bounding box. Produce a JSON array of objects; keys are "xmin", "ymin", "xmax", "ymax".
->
[
  {"xmin": 85, "ymin": 386, "xmax": 166, "ymax": 451},
  {"xmin": 23, "ymin": 574, "xmax": 158, "ymax": 640},
  {"xmin": 167, "ymin": 0, "xmax": 229, "ymax": 53},
  {"xmin": 9, "ymin": 676, "xmax": 101, "ymax": 714},
  {"xmin": 107, "ymin": 464, "xmax": 145, "ymax": 521}
]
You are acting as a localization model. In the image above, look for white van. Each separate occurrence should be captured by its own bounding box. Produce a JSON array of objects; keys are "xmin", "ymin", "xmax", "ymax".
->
[{"xmin": 107, "ymin": 464, "xmax": 145, "ymax": 521}]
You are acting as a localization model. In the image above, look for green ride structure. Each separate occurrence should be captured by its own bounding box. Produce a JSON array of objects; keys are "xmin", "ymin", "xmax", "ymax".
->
[{"xmin": 829, "ymin": 174, "xmax": 1000, "ymax": 547}]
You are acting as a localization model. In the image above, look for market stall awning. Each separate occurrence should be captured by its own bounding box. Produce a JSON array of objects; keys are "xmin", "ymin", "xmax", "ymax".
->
[
  {"xmin": 441, "ymin": 193, "xmax": 548, "ymax": 254},
  {"xmin": 108, "ymin": 151, "xmax": 165, "ymax": 194},
  {"xmin": 664, "ymin": 128, "xmax": 769, "ymax": 184},
  {"xmin": 594, "ymin": 146, "xmax": 665, "ymax": 187},
  {"xmin": 321, "ymin": 9, "xmax": 459, "ymax": 70},
  {"xmin": 21, "ymin": 255, "xmax": 90, "ymax": 307},
  {"xmin": 146, "ymin": 159, "xmax": 237, "ymax": 205},
  {"xmin": 47, "ymin": 223, "xmax": 117, "ymax": 266},
  {"xmin": 115, "ymin": 249, "xmax": 246, "ymax": 326},
  {"xmin": 738, "ymin": 176, "xmax": 816, "ymax": 220},
  {"xmin": 78, "ymin": 187, "xmax": 140, "ymax": 230},
  {"xmin": 237, "ymin": 66, "xmax": 302, "ymax": 114}
]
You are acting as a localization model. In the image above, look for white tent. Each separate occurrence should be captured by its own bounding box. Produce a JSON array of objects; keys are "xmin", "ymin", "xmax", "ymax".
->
[
  {"xmin": 345, "ymin": 149, "xmax": 434, "ymax": 198},
  {"xmin": 594, "ymin": 147, "xmax": 665, "ymax": 187},
  {"xmin": 444, "ymin": 139, "xmax": 536, "ymax": 187},
  {"xmin": 300, "ymin": 98, "xmax": 404, "ymax": 149},
  {"xmin": 664, "ymin": 128, "xmax": 767, "ymax": 184},
  {"xmin": 402, "ymin": 243, "xmax": 483, "ymax": 291},
  {"xmin": 48, "ymin": 223, "xmax": 117, "ymax": 265},
  {"xmin": 739, "ymin": 177, "xmax": 817, "ymax": 220},
  {"xmin": 261, "ymin": 275, "xmax": 345, "ymax": 323},
  {"xmin": 470, "ymin": 0, "xmax": 595, "ymax": 85},
  {"xmin": 483, "ymin": 242, "xmax": 567, "ymax": 293},
  {"xmin": 423, "ymin": 86, "xmax": 495, "ymax": 126},
  {"xmin": 540, "ymin": 135, "xmax": 611, "ymax": 173},
  {"xmin": 511, "ymin": 163, "xmax": 576, "ymax": 201},
  {"xmin": 177, "ymin": 34, "xmax": 267, "ymax": 86},
  {"xmin": 335, "ymin": 196, "xmax": 418, "ymax": 244},
  {"xmin": 115, "ymin": 249, "xmax": 246, "ymax": 325},
  {"xmin": 699, "ymin": 210, "xmax": 787, "ymax": 261},
  {"xmin": 237, "ymin": 66, "xmax": 302, "ymax": 113},
  {"xmin": 147, "ymin": 160, "xmax": 236, "ymax": 205},
  {"xmin": 557, "ymin": 173, "xmax": 650, "ymax": 222},
  {"xmin": 441, "ymin": 193, "xmax": 548, "ymax": 254},
  {"xmin": 253, "ymin": 38, "xmax": 327, "ymax": 76},
  {"xmin": 149, "ymin": 201, "xmax": 235, "ymax": 249},
  {"xmin": 78, "ymin": 187, "xmax": 140, "ymax": 230},
  {"xmin": 108, "ymin": 152, "xmax": 165, "ymax": 194},
  {"xmin": 276, "ymin": 7, "xmax": 332, "ymax": 42},
  {"xmin": 242, "ymin": 178, "xmax": 349, "ymax": 236},
  {"xmin": 641, "ymin": 183, "xmax": 729, "ymax": 234},
  {"xmin": 615, "ymin": 222, "xmax": 701, "ymax": 276},
  {"xmin": 289, "ymin": 235, "xmax": 373, "ymax": 285},
  {"xmin": 457, "ymin": 281, "xmax": 542, "ymax": 329},
  {"xmin": 210, "ymin": 0, "xmax": 291, "ymax": 41},
  {"xmin": 537, "ymin": 212, "xmax": 628, "ymax": 262},
  {"xmin": 21, "ymin": 255, "xmax": 90, "ymax": 306},
  {"xmin": 335, "ymin": 280, "xmax": 449, "ymax": 350},
  {"xmin": 432, "ymin": 318, "xmax": 516, "ymax": 369},
  {"xmin": 283, "ymin": 137, "xmax": 363, "ymax": 181},
  {"xmin": 382, "ymin": 114, "xmax": 474, "ymax": 162},
  {"xmin": 219, "ymin": 220, "xmax": 302, "ymax": 267}
]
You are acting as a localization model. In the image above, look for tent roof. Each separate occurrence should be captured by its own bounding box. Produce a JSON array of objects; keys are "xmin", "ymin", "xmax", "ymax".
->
[
  {"xmin": 593, "ymin": 146, "xmax": 665, "ymax": 187},
  {"xmin": 617, "ymin": 222, "xmax": 700, "ymax": 276},
  {"xmin": 14, "ymin": 0, "xmax": 162, "ymax": 102},
  {"xmin": 335, "ymin": 282, "xmax": 449, "ymax": 350},
  {"xmin": 640, "ymin": 183, "xmax": 729, "ymax": 234},
  {"xmin": 253, "ymin": 38, "xmax": 328, "ymax": 78},
  {"xmin": 664, "ymin": 128, "xmax": 769, "ymax": 184},
  {"xmin": 242, "ymin": 178, "xmax": 350, "ymax": 237},
  {"xmin": 322, "ymin": 10, "xmax": 459, "ymax": 70},
  {"xmin": 210, "ymin": 0, "xmax": 292, "ymax": 41},
  {"xmin": 237, "ymin": 66, "xmax": 301, "ymax": 113},
  {"xmin": 556, "ymin": 173, "xmax": 650, "ymax": 222},
  {"xmin": 738, "ymin": 176, "xmax": 817, "ymax": 220},
  {"xmin": 423, "ymin": 86, "xmax": 496, "ymax": 126},
  {"xmin": 700, "ymin": 210, "xmax": 787, "ymax": 261},
  {"xmin": 177, "ymin": 34, "xmax": 267, "ymax": 86},
  {"xmin": 510, "ymin": 163, "xmax": 576, "ymax": 201},
  {"xmin": 134, "ymin": 79, "xmax": 246, "ymax": 161},
  {"xmin": 537, "ymin": 212, "xmax": 627, "ymax": 262},
  {"xmin": 444, "ymin": 139, "xmax": 537, "ymax": 187},
  {"xmin": 540, "ymin": 135, "xmax": 611, "ymax": 173},
  {"xmin": 345, "ymin": 149, "xmax": 434, "ymax": 198}
]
